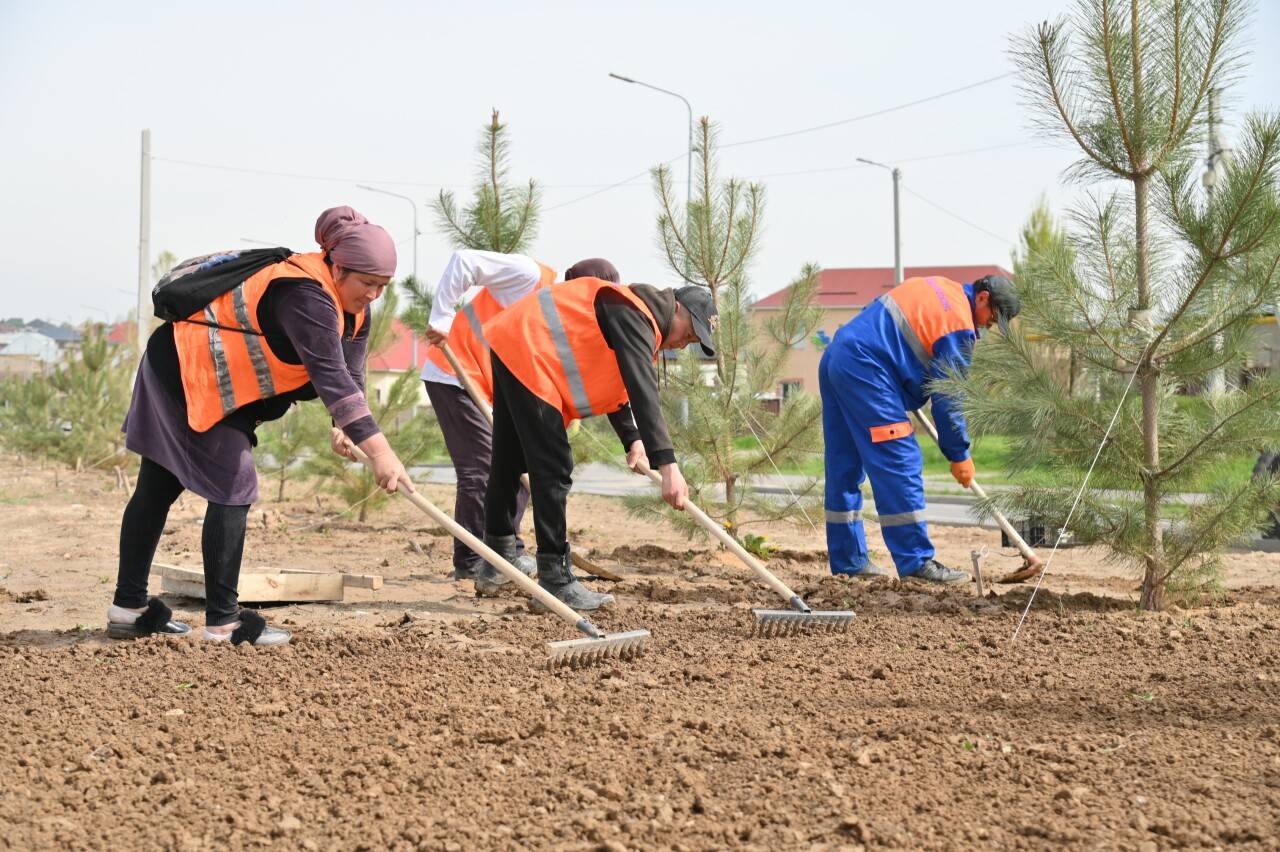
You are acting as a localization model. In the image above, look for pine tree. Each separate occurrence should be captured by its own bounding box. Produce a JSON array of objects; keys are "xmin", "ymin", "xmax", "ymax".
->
[
  {"xmin": 254, "ymin": 401, "xmax": 328, "ymax": 502},
  {"xmin": 946, "ymin": 0, "xmax": 1280, "ymax": 609},
  {"xmin": 304, "ymin": 282, "xmax": 441, "ymax": 522},
  {"xmin": 1012, "ymin": 198, "xmax": 1081, "ymax": 395},
  {"xmin": 0, "ymin": 325, "xmax": 135, "ymax": 467},
  {"xmin": 637, "ymin": 118, "xmax": 824, "ymax": 532},
  {"xmin": 432, "ymin": 110, "xmax": 540, "ymax": 253}
]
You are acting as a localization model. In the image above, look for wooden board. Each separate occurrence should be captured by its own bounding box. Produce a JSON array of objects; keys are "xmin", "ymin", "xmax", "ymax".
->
[{"xmin": 155, "ymin": 562, "xmax": 380, "ymax": 603}]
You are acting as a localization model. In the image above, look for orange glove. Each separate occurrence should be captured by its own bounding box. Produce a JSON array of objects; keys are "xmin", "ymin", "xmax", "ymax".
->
[{"xmin": 950, "ymin": 458, "xmax": 976, "ymax": 488}]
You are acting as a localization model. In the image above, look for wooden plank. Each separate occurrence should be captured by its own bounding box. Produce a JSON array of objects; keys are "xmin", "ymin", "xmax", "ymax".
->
[
  {"xmin": 154, "ymin": 562, "xmax": 345, "ymax": 602},
  {"xmin": 341, "ymin": 573, "xmax": 383, "ymax": 591}
]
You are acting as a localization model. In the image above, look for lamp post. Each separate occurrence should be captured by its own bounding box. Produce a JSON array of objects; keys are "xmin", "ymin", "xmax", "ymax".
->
[
  {"xmin": 857, "ymin": 158, "xmax": 902, "ymax": 285},
  {"xmin": 358, "ymin": 184, "xmax": 421, "ymax": 369},
  {"xmin": 609, "ymin": 72, "xmax": 693, "ymax": 209}
]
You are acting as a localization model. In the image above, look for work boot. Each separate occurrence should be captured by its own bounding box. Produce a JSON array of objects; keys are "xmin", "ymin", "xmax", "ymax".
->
[
  {"xmin": 453, "ymin": 563, "xmax": 479, "ymax": 582},
  {"xmin": 851, "ymin": 560, "xmax": 898, "ymax": 580},
  {"xmin": 474, "ymin": 535, "xmax": 520, "ymax": 596},
  {"xmin": 909, "ymin": 559, "xmax": 969, "ymax": 585},
  {"xmin": 512, "ymin": 552, "xmax": 537, "ymax": 578},
  {"xmin": 529, "ymin": 552, "xmax": 614, "ymax": 613}
]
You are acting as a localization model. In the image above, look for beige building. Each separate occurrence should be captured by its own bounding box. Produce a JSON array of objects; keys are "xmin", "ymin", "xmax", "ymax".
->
[{"xmin": 750, "ymin": 265, "xmax": 1013, "ymax": 400}]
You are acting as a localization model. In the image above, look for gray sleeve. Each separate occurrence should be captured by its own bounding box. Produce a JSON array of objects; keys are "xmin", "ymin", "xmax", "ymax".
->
[{"xmin": 275, "ymin": 283, "xmax": 380, "ymax": 443}]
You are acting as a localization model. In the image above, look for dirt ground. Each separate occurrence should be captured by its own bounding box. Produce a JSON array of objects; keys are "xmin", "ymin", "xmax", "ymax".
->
[{"xmin": 2, "ymin": 457, "xmax": 1279, "ymax": 850}]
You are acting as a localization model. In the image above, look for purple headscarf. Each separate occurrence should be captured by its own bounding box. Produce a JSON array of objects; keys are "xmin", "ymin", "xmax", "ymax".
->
[{"xmin": 314, "ymin": 206, "xmax": 397, "ymax": 277}]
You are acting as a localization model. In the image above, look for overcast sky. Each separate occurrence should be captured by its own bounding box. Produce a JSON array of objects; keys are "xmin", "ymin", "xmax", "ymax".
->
[{"xmin": 2, "ymin": 0, "xmax": 1276, "ymax": 324}]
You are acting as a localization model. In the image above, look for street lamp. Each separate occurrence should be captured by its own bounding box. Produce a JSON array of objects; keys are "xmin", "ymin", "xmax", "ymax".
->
[
  {"xmin": 857, "ymin": 157, "xmax": 903, "ymax": 285},
  {"xmin": 609, "ymin": 72, "xmax": 693, "ymax": 209},
  {"xmin": 358, "ymin": 184, "xmax": 422, "ymax": 369}
]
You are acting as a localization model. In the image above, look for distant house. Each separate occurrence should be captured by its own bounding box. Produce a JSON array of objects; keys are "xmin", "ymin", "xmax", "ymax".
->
[
  {"xmin": 366, "ymin": 319, "xmax": 432, "ymax": 412},
  {"xmin": 0, "ymin": 331, "xmax": 61, "ymax": 378},
  {"xmin": 750, "ymin": 264, "xmax": 1013, "ymax": 400}
]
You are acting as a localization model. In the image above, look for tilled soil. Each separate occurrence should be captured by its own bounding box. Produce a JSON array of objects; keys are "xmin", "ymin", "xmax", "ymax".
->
[
  {"xmin": 3, "ymin": 582, "xmax": 1280, "ymax": 851},
  {"xmin": 3, "ymin": 460, "xmax": 1280, "ymax": 849}
]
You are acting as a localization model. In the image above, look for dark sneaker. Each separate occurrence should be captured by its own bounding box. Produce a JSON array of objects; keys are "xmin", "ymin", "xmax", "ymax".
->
[
  {"xmin": 529, "ymin": 579, "xmax": 615, "ymax": 613},
  {"xmin": 910, "ymin": 559, "xmax": 969, "ymax": 585},
  {"xmin": 106, "ymin": 598, "xmax": 191, "ymax": 639},
  {"xmin": 453, "ymin": 565, "xmax": 479, "ymax": 581}
]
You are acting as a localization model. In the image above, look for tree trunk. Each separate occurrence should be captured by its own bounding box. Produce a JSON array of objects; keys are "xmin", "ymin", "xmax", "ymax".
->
[
  {"xmin": 1132, "ymin": 173, "xmax": 1167, "ymax": 610},
  {"xmin": 277, "ymin": 470, "xmax": 286, "ymax": 503}
]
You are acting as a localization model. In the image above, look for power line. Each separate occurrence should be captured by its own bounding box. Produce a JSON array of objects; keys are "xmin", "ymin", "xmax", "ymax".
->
[
  {"xmin": 154, "ymin": 156, "xmax": 649, "ymax": 191},
  {"xmin": 720, "ymin": 72, "xmax": 1015, "ymax": 150},
  {"xmin": 544, "ymin": 71, "xmax": 1016, "ymax": 212},
  {"xmin": 900, "ymin": 184, "xmax": 1012, "ymax": 246},
  {"xmin": 740, "ymin": 141, "xmax": 1031, "ymax": 180}
]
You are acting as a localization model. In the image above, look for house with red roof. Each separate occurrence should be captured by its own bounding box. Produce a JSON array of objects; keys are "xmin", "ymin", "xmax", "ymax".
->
[
  {"xmin": 366, "ymin": 319, "xmax": 432, "ymax": 411},
  {"xmin": 750, "ymin": 264, "xmax": 1012, "ymax": 400}
]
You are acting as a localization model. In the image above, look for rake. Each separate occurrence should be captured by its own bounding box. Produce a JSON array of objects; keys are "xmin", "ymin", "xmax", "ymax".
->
[
  {"xmin": 349, "ymin": 445, "xmax": 648, "ymax": 667},
  {"xmin": 909, "ymin": 410, "xmax": 1045, "ymax": 584},
  {"xmin": 438, "ymin": 342, "xmax": 622, "ymax": 582},
  {"xmin": 643, "ymin": 470, "xmax": 854, "ymax": 637}
]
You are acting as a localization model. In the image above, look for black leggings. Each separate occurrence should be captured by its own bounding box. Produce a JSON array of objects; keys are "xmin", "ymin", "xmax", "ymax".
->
[{"xmin": 113, "ymin": 458, "xmax": 249, "ymax": 626}]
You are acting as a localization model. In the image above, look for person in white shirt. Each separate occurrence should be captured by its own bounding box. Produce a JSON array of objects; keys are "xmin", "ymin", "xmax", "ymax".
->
[{"xmin": 420, "ymin": 250, "xmax": 620, "ymax": 580}]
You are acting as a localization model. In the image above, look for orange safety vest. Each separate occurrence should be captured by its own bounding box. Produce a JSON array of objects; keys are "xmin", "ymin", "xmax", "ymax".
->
[
  {"xmin": 484, "ymin": 278, "xmax": 660, "ymax": 425},
  {"xmin": 173, "ymin": 252, "xmax": 365, "ymax": 432},
  {"xmin": 878, "ymin": 276, "xmax": 975, "ymax": 366},
  {"xmin": 424, "ymin": 262, "xmax": 556, "ymax": 399}
]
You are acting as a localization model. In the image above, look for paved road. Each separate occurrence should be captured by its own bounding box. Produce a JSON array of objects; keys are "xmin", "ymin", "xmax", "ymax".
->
[{"xmin": 411, "ymin": 462, "xmax": 997, "ymax": 529}]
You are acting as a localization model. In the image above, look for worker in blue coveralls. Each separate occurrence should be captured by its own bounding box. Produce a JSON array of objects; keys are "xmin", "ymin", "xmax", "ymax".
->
[{"xmin": 819, "ymin": 274, "xmax": 1021, "ymax": 582}]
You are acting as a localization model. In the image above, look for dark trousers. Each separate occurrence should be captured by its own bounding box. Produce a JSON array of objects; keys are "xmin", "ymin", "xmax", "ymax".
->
[
  {"xmin": 484, "ymin": 354, "xmax": 574, "ymax": 556},
  {"xmin": 424, "ymin": 380, "xmax": 529, "ymax": 571},
  {"xmin": 113, "ymin": 457, "xmax": 248, "ymax": 626}
]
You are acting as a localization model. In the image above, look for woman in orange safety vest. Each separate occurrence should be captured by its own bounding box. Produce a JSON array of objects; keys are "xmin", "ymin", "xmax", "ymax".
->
[{"xmin": 107, "ymin": 206, "xmax": 412, "ymax": 647}]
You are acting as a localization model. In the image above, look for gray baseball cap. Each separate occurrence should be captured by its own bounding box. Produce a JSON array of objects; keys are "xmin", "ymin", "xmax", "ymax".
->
[
  {"xmin": 973, "ymin": 274, "xmax": 1020, "ymax": 333},
  {"xmin": 673, "ymin": 286, "xmax": 718, "ymax": 357}
]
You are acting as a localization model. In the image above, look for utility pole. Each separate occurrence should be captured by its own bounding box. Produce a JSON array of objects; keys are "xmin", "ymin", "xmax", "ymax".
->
[
  {"xmin": 857, "ymin": 158, "xmax": 903, "ymax": 283},
  {"xmin": 136, "ymin": 129, "xmax": 152, "ymax": 357},
  {"xmin": 1202, "ymin": 89, "xmax": 1231, "ymax": 398},
  {"xmin": 891, "ymin": 166, "xmax": 902, "ymax": 285},
  {"xmin": 358, "ymin": 184, "xmax": 421, "ymax": 369}
]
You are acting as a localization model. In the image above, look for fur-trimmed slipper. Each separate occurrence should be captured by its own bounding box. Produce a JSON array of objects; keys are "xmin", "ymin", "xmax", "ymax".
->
[
  {"xmin": 106, "ymin": 598, "xmax": 191, "ymax": 639},
  {"xmin": 202, "ymin": 610, "xmax": 291, "ymax": 647}
]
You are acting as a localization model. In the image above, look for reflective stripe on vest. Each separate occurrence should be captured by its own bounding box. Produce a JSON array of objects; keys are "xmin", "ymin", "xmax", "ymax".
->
[
  {"xmin": 877, "ymin": 294, "xmax": 930, "ymax": 366},
  {"xmin": 232, "ymin": 285, "xmax": 276, "ymax": 399},
  {"xmin": 175, "ymin": 252, "xmax": 359, "ymax": 432},
  {"xmin": 203, "ymin": 304, "xmax": 237, "ymax": 417},
  {"xmin": 460, "ymin": 301, "xmax": 487, "ymax": 349},
  {"xmin": 879, "ymin": 276, "xmax": 974, "ymax": 369},
  {"xmin": 537, "ymin": 287, "xmax": 593, "ymax": 419},
  {"xmin": 483, "ymin": 277, "xmax": 660, "ymax": 426}
]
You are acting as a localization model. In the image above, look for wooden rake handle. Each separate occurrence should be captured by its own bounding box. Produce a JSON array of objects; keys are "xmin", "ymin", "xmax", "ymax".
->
[
  {"xmin": 347, "ymin": 444, "xmax": 588, "ymax": 629},
  {"xmin": 909, "ymin": 410, "xmax": 1044, "ymax": 567},
  {"xmin": 643, "ymin": 469, "xmax": 803, "ymax": 608},
  {"xmin": 438, "ymin": 342, "xmax": 621, "ymax": 582}
]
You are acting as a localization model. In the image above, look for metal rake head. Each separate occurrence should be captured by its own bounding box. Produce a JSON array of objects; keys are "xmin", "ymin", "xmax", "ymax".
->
[
  {"xmin": 751, "ymin": 609, "xmax": 856, "ymax": 638},
  {"xmin": 546, "ymin": 629, "xmax": 651, "ymax": 668}
]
